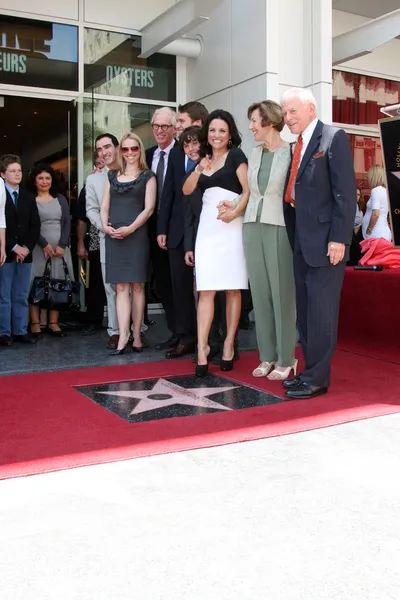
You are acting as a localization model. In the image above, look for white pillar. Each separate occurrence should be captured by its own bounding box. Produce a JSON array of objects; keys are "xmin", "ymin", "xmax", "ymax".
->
[
  {"xmin": 278, "ymin": 0, "xmax": 333, "ymax": 123},
  {"xmin": 303, "ymin": 0, "xmax": 333, "ymax": 123},
  {"xmin": 265, "ymin": 0, "xmax": 280, "ymax": 102}
]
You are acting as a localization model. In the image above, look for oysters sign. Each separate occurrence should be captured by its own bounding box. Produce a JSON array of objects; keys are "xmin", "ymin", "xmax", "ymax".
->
[{"xmin": 106, "ymin": 65, "xmax": 154, "ymax": 89}]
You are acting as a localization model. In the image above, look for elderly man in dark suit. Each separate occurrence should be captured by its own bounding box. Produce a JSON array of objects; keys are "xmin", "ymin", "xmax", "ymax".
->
[
  {"xmin": 146, "ymin": 107, "xmax": 178, "ymax": 351},
  {"xmin": 0, "ymin": 154, "xmax": 40, "ymax": 346},
  {"xmin": 281, "ymin": 88, "xmax": 357, "ymax": 399},
  {"xmin": 156, "ymin": 101, "xmax": 209, "ymax": 358}
]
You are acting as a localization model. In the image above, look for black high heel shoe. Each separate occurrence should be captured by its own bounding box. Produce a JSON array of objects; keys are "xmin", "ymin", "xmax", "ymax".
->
[
  {"xmin": 220, "ymin": 357, "xmax": 234, "ymax": 372},
  {"xmin": 132, "ymin": 345, "xmax": 143, "ymax": 353},
  {"xmin": 195, "ymin": 346, "xmax": 210, "ymax": 378},
  {"xmin": 109, "ymin": 343, "xmax": 131, "ymax": 356},
  {"xmin": 195, "ymin": 363, "xmax": 209, "ymax": 377}
]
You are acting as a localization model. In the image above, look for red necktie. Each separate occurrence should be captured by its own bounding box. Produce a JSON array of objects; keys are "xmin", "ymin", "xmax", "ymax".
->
[{"xmin": 284, "ymin": 134, "xmax": 303, "ymax": 206}]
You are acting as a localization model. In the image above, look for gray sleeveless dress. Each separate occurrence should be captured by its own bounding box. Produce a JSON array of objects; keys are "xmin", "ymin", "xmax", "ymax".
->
[
  {"xmin": 105, "ymin": 169, "xmax": 155, "ymax": 284},
  {"xmin": 30, "ymin": 196, "xmax": 74, "ymax": 283}
]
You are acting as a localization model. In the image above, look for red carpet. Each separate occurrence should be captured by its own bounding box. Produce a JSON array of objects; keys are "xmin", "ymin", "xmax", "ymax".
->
[
  {"xmin": 1, "ymin": 349, "xmax": 400, "ymax": 479},
  {"xmin": 338, "ymin": 267, "xmax": 400, "ymax": 362}
]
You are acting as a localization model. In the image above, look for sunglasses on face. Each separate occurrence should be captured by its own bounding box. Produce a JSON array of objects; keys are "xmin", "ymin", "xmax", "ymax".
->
[{"xmin": 121, "ymin": 146, "xmax": 140, "ymax": 154}]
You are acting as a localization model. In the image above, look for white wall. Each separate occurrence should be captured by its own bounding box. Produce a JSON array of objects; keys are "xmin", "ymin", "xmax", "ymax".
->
[
  {"xmin": 186, "ymin": 0, "xmax": 332, "ymax": 152},
  {"xmin": 0, "ymin": 0, "xmax": 175, "ymax": 29},
  {"xmin": 84, "ymin": 0, "xmax": 175, "ymax": 31},
  {"xmin": 0, "ymin": 0, "xmax": 79, "ymax": 20},
  {"xmin": 333, "ymin": 9, "xmax": 400, "ymax": 80}
]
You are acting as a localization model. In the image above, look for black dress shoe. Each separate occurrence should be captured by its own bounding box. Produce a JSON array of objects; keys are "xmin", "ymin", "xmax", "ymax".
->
[
  {"xmin": 106, "ymin": 334, "xmax": 119, "ymax": 349},
  {"xmin": 282, "ymin": 375, "xmax": 302, "ymax": 389},
  {"xmin": 13, "ymin": 333, "xmax": 37, "ymax": 344},
  {"xmin": 140, "ymin": 332, "xmax": 150, "ymax": 348},
  {"xmin": 166, "ymin": 343, "xmax": 195, "ymax": 359},
  {"xmin": 155, "ymin": 335, "xmax": 179, "ymax": 351},
  {"xmin": 238, "ymin": 317, "xmax": 254, "ymax": 330},
  {"xmin": 81, "ymin": 324, "xmax": 101, "ymax": 336},
  {"xmin": 285, "ymin": 382, "xmax": 328, "ymax": 400},
  {"xmin": 0, "ymin": 335, "xmax": 13, "ymax": 346}
]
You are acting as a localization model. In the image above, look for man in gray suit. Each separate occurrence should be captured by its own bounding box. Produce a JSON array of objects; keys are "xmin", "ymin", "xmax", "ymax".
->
[
  {"xmin": 281, "ymin": 88, "xmax": 356, "ymax": 399},
  {"xmin": 86, "ymin": 133, "xmax": 119, "ymax": 349}
]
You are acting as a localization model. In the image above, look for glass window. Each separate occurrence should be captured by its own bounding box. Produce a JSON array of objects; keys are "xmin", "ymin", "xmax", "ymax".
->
[
  {"xmin": 84, "ymin": 28, "xmax": 176, "ymax": 102},
  {"xmin": 333, "ymin": 70, "xmax": 400, "ymax": 126},
  {"xmin": 0, "ymin": 15, "xmax": 78, "ymax": 91},
  {"xmin": 83, "ymin": 98, "xmax": 159, "ymax": 177},
  {"xmin": 348, "ymin": 134, "xmax": 382, "ymax": 196}
]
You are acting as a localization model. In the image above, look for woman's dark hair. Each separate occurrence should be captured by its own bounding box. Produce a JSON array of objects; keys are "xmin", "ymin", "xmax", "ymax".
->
[
  {"xmin": 200, "ymin": 109, "xmax": 242, "ymax": 157},
  {"xmin": 28, "ymin": 163, "xmax": 60, "ymax": 197}
]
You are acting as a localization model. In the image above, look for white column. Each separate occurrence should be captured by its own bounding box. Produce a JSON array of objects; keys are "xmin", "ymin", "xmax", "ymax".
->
[
  {"xmin": 265, "ymin": 0, "xmax": 280, "ymax": 101},
  {"xmin": 303, "ymin": 0, "xmax": 333, "ymax": 123},
  {"xmin": 278, "ymin": 0, "xmax": 332, "ymax": 122}
]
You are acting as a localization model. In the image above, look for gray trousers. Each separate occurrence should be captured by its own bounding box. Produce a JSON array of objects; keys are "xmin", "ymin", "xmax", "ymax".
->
[
  {"xmin": 243, "ymin": 222, "xmax": 296, "ymax": 366},
  {"xmin": 101, "ymin": 261, "xmax": 119, "ymax": 337}
]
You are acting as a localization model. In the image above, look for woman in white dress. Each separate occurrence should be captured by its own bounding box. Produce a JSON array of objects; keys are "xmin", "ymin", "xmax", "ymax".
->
[
  {"xmin": 362, "ymin": 165, "xmax": 392, "ymax": 241},
  {"xmin": 183, "ymin": 109, "xmax": 250, "ymax": 376}
]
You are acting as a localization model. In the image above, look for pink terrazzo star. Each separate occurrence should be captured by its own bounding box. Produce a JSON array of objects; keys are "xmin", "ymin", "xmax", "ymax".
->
[{"xmin": 100, "ymin": 378, "xmax": 238, "ymax": 415}]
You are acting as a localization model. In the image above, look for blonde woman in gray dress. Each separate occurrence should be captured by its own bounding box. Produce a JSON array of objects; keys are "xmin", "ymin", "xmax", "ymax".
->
[{"xmin": 220, "ymin": 101, "xmax": 296, "ymax": 379}]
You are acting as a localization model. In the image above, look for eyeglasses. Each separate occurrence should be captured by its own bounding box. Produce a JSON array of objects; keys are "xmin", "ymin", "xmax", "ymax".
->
[
  {"xmin": 151, "ymin": 124, "xmax": 173, "ymax": 132},
  {"xmin": 121, "ymin": 146, "xmax": 140, "ymax": 154}
]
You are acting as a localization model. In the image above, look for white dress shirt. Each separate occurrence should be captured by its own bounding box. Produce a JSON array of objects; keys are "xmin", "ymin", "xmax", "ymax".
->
[
  {"xmin": 0, "ymin": 177, "xmax": 6, "ymax": 228},
  {"xmin": 300, "ymin": 117, "xmax": 319, "ymax": 162},
  {"xmin": 151, "ymin": 140, "xmax": 176, "ymax": 182}
]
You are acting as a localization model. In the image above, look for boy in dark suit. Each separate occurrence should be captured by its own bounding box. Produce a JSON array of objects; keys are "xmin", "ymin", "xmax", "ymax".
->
[{"xmin": 0, "ymin": 154, "xmax": 40, "ymax": 345}]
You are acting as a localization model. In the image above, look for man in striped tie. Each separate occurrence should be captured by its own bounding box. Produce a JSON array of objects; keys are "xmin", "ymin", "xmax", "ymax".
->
[
  {"xmin": 156, "ymin": 101, "xmax": 209, "ymax": 359},
  {"xmin": 281, "ymin": 88, "xmax": 357, "ymax": 399}
]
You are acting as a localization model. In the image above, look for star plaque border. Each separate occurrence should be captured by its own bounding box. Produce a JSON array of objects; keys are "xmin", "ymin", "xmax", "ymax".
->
[{"xmin": 75, "ymin": 374, "xmax": 284, "ymax": 423}]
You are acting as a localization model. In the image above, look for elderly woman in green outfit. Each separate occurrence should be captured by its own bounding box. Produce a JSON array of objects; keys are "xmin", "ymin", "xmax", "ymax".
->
[{"xmin": 219, "ymin": 100, "xmax": 296, "ymax": 380}]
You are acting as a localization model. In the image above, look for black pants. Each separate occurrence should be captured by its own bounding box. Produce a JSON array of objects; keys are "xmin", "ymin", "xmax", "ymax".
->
[
  {"xmin": 86, "ymin": 249, "xmax": 106, "ymax": 325},
  {"xmin": 149, "ymin": 237, "xmax": 175, "ymax": 334},
  {"xmin": 240, "ymin": 288, "xmax": 253, "ymax": 321},
  {"xmin": 294, "ymin": 240, "xmax": 346, "ymax": 388},
  {"xmin": 168, "ymin": 242, "xmax": 196, "ymax": 345},
  {"xmin": 209, "ymin": 291, "xmax": 239, "ymax": 351}
]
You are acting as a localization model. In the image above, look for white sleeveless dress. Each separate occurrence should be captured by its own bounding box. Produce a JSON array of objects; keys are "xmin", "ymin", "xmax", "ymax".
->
[{"xmin": 195, "ymin": 148, "xmax": 248, "ymax": 291}]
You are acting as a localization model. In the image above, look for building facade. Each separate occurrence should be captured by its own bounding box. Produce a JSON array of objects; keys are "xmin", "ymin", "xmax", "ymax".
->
[{"xmin": 0, "ymin": 0, "xmax": 399, "ymax": 195}]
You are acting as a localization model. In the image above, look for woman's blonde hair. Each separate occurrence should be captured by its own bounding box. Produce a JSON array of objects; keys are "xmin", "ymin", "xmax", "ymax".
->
[
  {"xmin": 118, "ymin": 132, "xmax": 148, "ymax": 174},
  {"xmin": 367, "ymin": 165, "xmax": 386, "ymax": 189}
]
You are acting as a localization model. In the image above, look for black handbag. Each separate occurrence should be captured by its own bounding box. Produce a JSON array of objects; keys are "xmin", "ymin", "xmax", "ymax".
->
[{"xmin": 29, "ymin": 257, "xmax": 80, "ymax": 311}]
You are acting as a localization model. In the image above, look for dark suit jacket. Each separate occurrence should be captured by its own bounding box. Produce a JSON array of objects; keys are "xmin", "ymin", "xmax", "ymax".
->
[
  {"xmin": 183, "ymin": 187, "xmax": 203, "ymax": 253},
  {"xmin": 283, "ymin": 120, "xmax": 357, "ymax": 267},
  {"xmin": 4, "ymin": 187, "xmax": 40, "ymax": 263},
  {"xmin": 157, "ymin": 144, "xmax": 188, "ymax": 249},
  {"xmin": 146, "ymin": 143, "xmax": 176, "ymax": 239}
]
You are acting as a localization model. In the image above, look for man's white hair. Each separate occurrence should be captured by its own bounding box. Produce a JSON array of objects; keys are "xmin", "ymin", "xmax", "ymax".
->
[
  {"xmin": 281, "ymin": 88, "xmax": 317, "ymax": 109},
  {"xmin": 151, "ymin": 106, "xmax": 177, "ymax": 127}
]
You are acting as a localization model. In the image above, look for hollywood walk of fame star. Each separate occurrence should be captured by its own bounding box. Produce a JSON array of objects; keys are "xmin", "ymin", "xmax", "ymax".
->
[{"xmin": 99, "ymin": 378, "xmax": 238, "ymax": 415}]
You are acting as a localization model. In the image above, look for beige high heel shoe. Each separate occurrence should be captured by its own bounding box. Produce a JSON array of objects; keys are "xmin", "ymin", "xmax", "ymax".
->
[
  {"xmin": 252, "ymin": 361, "xmax": 275, "ymax": 378},
  {"xmin": 267, "ymin": 360, "xmax": 298, "ymax": 381}
]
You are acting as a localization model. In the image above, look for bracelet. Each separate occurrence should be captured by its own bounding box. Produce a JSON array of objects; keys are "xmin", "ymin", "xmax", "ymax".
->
[{"xmin": 195, "ymin": 165, "xmax": 204, "ymax": 175}]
